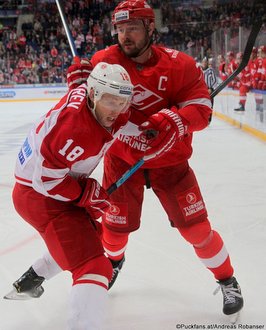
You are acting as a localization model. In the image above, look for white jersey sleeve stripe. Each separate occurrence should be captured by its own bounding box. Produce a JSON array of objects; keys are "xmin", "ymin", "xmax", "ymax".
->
[
  {"xmin": 40, "ymin": 166, "xmax": 69, "ymax": 179},
  {"xmin": 178, "ymin": 97, "xmax": 212, "ymax": 109}
]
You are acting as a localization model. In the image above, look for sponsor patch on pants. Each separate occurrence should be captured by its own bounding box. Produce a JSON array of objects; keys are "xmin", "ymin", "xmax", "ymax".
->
[
  {"xmin": 105, "ymin": 202, "xmax": 128, "ymax": 227},
  {"xmin": 177, "ymin": 186, "xmax": 206, "ymax": 222}
]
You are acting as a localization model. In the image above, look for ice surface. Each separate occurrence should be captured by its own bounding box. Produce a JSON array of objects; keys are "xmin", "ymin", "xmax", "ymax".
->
[{"xmin": 0, "ymin": 100, "xmax": 266, "ymax": 329}]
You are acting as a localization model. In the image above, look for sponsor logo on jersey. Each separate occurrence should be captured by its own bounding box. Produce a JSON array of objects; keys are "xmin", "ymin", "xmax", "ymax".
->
[
  {"xmin": 164, "ymin": 48, "xmax": 179, "ymax": 58},
  {"xmin": 132, "ymin": 84, "xmax": 163, "ymax": 110},
  {"xmin": 118, "ymin": 134, "xmax": 147, "ymax": 151},
  {"xmin": 18, "ymin": 137, "xmax": 33, "ymax": 166},
  {"xmin": 0, "ymin": 91, "xmax": 16, "ymax": 98}
]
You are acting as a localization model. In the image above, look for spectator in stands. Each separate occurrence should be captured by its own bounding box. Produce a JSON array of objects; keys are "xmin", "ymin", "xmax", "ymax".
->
[
  {"xmin": 50, "ymin": 46, "xmax": 58, "ymax": 58},
  {"xmin": 1, "ymin": 0, "xmax": 265, "ymax": 85}
]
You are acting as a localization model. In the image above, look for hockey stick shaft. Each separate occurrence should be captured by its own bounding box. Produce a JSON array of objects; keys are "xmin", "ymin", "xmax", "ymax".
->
[
  {"xmin": 55, "ymin": 0, "xmax": 77, "ymax": 57},
  {"xmin": 210, "ymin": 19, "xmax": 263, "ymax": 98},
  {"xmin": 106, "ymin": 130, "xmax": 170, "ymax": 195},
  {"xmin": 107, "ymin": 158, "xmax": 144, "ymax": 195}
]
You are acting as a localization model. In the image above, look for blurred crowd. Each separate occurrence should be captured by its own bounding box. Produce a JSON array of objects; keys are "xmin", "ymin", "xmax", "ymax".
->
[
  {"xmin": 217, "ymin": 46, "xmax": 266, "ymax": 112},
  {"xmin": 159, "ymin": 1, "xmax": 265, "ymax": 53},
  {"xmin": 0, "ymin": 0, "xmax": 265, "ymax": 88}
]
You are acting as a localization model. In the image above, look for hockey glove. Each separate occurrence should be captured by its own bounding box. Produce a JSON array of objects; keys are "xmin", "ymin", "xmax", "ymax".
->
[
  {"xmin": 76, "ymin": 178, "xmax": 111, "ymax": 220},
  {"xmin": 139, "ymin": 107, "xmax": 187, "ymax": 160},
  {"xmin": 67, "ymin": 57, "xmax": 93, "ymax": 90}
]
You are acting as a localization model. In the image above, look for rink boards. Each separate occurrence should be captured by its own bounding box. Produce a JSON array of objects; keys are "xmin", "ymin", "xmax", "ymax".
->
[{"xmin": 0, "ymin": 84, "xmax": 266, "ymax": 142}]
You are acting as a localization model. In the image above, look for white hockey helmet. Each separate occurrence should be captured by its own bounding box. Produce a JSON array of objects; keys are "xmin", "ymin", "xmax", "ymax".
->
[{"xmin": 87, "ymin": 62, "xmax": 133, "ymax": 112}]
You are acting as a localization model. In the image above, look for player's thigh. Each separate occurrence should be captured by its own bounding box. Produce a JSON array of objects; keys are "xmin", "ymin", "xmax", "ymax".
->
[
  {"xmin": 43, "ymin": 209, "xmax": 104, "ymax": 271},
  {"xmin": 13, "ymin": 183, "xmax": 104, "ymax": 271},
  {"xmin": 151, "ymin": 162, "xmax": 208, "ymax": 228},
  {"xmin": 102, "ymin": 153, "xmax": 145, "ymax": 232}
]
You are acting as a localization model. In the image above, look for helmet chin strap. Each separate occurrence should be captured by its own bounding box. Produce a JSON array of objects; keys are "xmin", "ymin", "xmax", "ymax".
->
[{"xmin": 87, "ymin": 95, "xmax": 97, "ymax": 120}]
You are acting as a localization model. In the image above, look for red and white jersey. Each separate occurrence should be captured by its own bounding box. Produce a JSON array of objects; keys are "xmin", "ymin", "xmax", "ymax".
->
[
  {"xmin": 261, "ymin": 58, "xmax": 266, "ymax": 82},
  {"xmin": 238, "ymin": 64, "xmax": 251, "ymax": 88},
  {"xmin": 91, "ymin": 45, "xmax": 212, "ymax": 168},
  {"xmin": 254, "ymin": 56, "xmax": 264, "ymax": 81},
  {"xmin": 219, "ymin": 61, "xmax": 227, "ymax": 81},
  {"xmin": 227, "ymin": 59, "xmax": 238, "ymax": 76},
  {"xmin": 15, "ymin": 84, "xmax": 139, "ymax": 201},
  {"xmin": 248, "ymin": 59, "xmax": 257, "ymax": 76}
]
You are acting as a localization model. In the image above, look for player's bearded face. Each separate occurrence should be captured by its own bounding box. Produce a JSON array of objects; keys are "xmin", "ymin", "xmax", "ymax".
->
[{"xmin": 117, "ymin": 21, "xmax": 150, "ymax": 58}]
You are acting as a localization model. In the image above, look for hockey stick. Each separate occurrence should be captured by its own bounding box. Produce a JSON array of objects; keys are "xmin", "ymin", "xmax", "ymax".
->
[
  {"xmin": 210, "ymin": 18, "xmax": 263, "ymax": 98},
  {"xmin": 55, "ymin": 0, "xmax": 77, "ymax": 57},
  {"xmin": 107, "ymin": 158, "xmax": 144, "ymax": 195}
]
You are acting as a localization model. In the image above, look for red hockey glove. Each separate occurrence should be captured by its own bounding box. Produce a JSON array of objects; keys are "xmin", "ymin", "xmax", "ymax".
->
[
  {"xmin": 67, "ymin": 57, "xmax": 93, "ymax": 90},
  {"xmin": 76, "ymin": 178, "xmax": 111, "ymax": 220},
  {"xmin": 139, "ymin": 107, "xmax": 187, "ymax": 160}
]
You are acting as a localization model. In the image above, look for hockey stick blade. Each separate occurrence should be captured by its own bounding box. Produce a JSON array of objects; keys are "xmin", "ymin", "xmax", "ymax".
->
[{"xmin": 211, "ymin": 19, "xmax": 263, "ymax": 98}]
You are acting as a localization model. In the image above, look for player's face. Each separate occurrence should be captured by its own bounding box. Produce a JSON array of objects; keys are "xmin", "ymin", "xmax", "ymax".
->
[
  {"xmin": 116, "ymin": 20, "xmax": 149, "ymax": 58},
  {"xmin": 95, "ymin": 93, "xmax": 129, "ymax": 128},
  {"xmin": 201, "ymin": 60, "xmax": 208, "ymax": 69}
]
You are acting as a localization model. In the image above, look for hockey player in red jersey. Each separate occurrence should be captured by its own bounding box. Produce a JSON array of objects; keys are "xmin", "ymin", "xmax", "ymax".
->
[
  {"xmin": 92, "ymin": 0, "xmax": 242, "ymax": 318},
  {"xmin": 234, "ymin": 52, "xmax": 251, "ymax": 112},
  {"xmin": 7, "ymin": 62, "xmax": 139, "ymax": 329},
  {"xmin": 234, "ymin": 48, "xmax": 265, "ymax": 113},
  {"xmin": 8, "ymin": 0, "xmax": 244, "ymax": 321},
  {"xmin": 226, "ymin": 51, "xmax": 238, "ymax": 89},
  {"xmin": 256, "ymin": 45, "xmax": 266, "ymax": 90},
  {"xmin": 217, "ymin": 54, "xmax": 227, "ymax": 82}
]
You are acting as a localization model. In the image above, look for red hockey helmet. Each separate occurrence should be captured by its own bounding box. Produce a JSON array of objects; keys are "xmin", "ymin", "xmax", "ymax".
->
[{"xmin": 112, "ymin": 0, "xmax": 155, "ymax": 26}]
